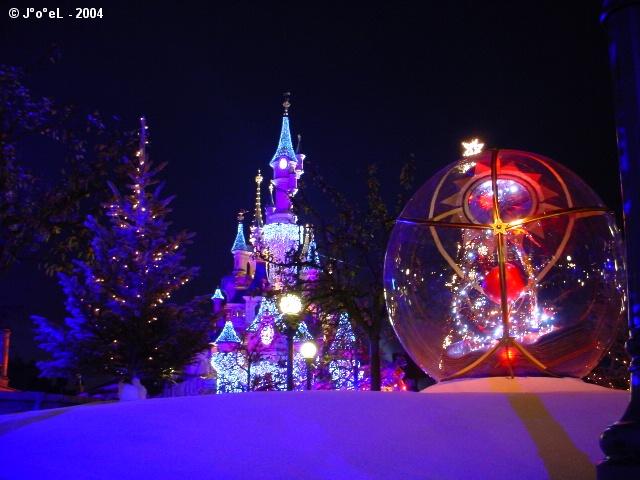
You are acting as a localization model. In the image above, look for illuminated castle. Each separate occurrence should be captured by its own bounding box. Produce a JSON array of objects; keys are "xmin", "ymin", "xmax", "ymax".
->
[{"xmin": 209, "ymin": 97, "xmax": 358, "ymax": 392}]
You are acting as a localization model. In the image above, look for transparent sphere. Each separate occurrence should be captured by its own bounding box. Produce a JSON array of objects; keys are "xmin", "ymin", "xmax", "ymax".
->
[{"xmin": 384, "ymin": 149, "xmax": 626, "ymax": 381}]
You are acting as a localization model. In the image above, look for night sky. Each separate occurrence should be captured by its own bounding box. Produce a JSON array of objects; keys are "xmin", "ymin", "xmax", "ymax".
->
[{"xmin": 0, "ymin": 1, "xmax": 618, "ymax": 360}]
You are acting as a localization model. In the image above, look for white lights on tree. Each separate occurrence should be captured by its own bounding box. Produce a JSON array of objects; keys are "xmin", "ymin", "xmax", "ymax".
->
[
  {"xmin": 328, "ymin": 312, "xmax": 361, "ymax": 390},
  {"xmin": 278, "ymin": 157, "xmax": 288, "ymax": 170},
  {"xmin": 249, "ymin": 360, "xmax": 287, "ymax": 391},
  {"xmin": 210, "ymin": 351, "xmax": 247, "ymax": 393}
]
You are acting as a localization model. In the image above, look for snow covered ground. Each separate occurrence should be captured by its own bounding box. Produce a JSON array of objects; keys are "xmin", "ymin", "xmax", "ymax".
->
[{"xmin": 0, "ymin": 378, "xmax": 628, "ymax": 479}]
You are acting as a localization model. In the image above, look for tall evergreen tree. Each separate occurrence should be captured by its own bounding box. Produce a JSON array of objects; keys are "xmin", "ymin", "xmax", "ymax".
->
[{"xmin": 33, "ymin": 118, "xmax": 209, "ymax": 389}]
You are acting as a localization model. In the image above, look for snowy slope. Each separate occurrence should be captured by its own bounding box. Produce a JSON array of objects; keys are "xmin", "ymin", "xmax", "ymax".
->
[{"xmin": 0, "ymin": 378, "xmax": 628, "ymax": 480}]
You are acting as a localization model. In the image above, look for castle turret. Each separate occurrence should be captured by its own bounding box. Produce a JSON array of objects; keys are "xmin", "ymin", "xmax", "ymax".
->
[
  {"xmin": 211, "ymin": 287, "xmax": 225, "ymax": 314},
  {"xmin": 213, "ymin": 321, "xmax": 242, "ymax": 353},
  {"xmin": 231, "ymin": 211, "xmax": 253, "ymax": 279}
]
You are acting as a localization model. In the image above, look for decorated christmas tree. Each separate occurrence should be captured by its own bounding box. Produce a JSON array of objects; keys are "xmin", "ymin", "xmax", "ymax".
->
[
  {"xmin": 327, "ymin": 312, "xmax": 362, "ymax": 390},
  {"xmin": 33, "ymin": 118, "xmax": 210, "ymax": 390}
]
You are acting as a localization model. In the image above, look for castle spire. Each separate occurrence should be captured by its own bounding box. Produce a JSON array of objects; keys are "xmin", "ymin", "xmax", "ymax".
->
[
  {"xmin": 270, "ymin": 93, "xmax": 298, "ymax": 168},
  {"xmin": 253, "ymin": 170, "xmax": 264, "ymax": 227},
  {"xmin": 230, "ymin": 211, "xmax": 251, "ymax": 253},
  {"xmin": 282, "ymin": 91, "xmax": 291, "ymax": 116}
]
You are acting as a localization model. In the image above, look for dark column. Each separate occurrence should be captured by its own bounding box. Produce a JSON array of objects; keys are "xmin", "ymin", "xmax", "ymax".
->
[
  {"xmin": 305, "ymin": 358, "xmax": 312, "ymax": 390},
  {"xmin": 599, "ymin": 1, "xmax": 640, "ymax": 477},
  {"xmin": 286, "ymin": 324, "xmax": 295, "ymax": 391}
]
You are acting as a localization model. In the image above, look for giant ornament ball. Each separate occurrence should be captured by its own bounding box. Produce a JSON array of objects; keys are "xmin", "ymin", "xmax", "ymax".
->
[{"xmin": 384, "ymin": 149, "xmax": 626, "ymax": 381}]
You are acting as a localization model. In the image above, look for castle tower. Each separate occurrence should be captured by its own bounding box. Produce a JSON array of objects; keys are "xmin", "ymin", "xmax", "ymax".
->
[
  {"xmin": 211, "ymin": 288, "xmax": 225, "ymax": 314},
  {"xmin": 265, "ymin": 93, "xmax": 305, "ymax": 225},
  {"xmin": 231, "ymin": 211, "xmax": 253, "ymax": 279},
  {"xmin": 257, "ymin": 94, "xmax": 312, "ymax": 286}
]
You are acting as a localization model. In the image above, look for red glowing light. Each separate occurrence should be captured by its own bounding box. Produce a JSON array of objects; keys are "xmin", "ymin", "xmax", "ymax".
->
[
  {"xmin": 502, "ymin": 348, "xmax": 516, "ymax": 361},
  {"xmin": 482, "ymin": 262, "xmax": 527, "ymax": 304}
]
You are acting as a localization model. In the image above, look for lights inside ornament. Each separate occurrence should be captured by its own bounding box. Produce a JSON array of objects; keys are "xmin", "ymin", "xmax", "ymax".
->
[
  {"xmin": 279, "ymin": 157, "xmax": 288, "ymax": 170},
  {"xmin": 385, "ymin": 149, "xmax": 626, "ymax": 381},
  {"xmin": 465, "ymin": 178, "xmax": 534, "ymax": 224},
  {"xmin": 482, "ymin": 262, "xmax": 527, "ymax": 304}
]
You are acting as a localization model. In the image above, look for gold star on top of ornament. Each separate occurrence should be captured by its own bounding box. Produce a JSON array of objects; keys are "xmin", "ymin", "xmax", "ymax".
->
[{"xmin": 462, "ymin": 138, "xmax": 485, "ymax": 157}]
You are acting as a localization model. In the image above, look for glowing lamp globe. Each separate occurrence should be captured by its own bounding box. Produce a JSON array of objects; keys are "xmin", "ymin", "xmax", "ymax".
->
[
  {"xmin": 300, "ymin": 341, "xmax": 318, "ymax": 359},
  {"xmin": 279, "ymin": 293, "xmax": 302, "ymax": 316},
  {"xmin": 384, "ymin": 149, "xmax": 626, "ymax": 381}
]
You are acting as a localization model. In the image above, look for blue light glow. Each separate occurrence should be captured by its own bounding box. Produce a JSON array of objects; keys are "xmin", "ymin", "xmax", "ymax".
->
[
  {"xmin": 214, "ymin": 321, "xmax": 242, "ymax": 344},
  {"xmin": 269, "ymin": 116, "xmax": 298, "ymax": 168}
]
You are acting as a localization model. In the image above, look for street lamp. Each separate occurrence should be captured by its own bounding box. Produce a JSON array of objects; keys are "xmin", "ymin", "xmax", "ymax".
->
[
  {"xmin": 300, "ymin": 341, "xmax": 317, "ymax": 390},
  {"xmin": 279, "ymin": 293, "xmax": 302, "ymax": 316},
  {"xmin": 279, "ymin": 293, "xmax": 302, "ymax": 391}
]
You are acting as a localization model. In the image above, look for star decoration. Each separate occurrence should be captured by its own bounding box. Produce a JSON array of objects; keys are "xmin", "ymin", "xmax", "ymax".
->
[{"xmin": 462, "ymin": 138, "xmax": 485, "ymax": 157}]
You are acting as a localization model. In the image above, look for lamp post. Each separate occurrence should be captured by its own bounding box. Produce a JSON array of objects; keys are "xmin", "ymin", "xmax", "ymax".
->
[
  {"xmin": 300, "ymin": 341, "xmax": 317, "ymax": 390},
  {"xmin": 279, "ymin": 293, "xmax": 302, "ymax": 391},
  {"xmin": 599, "ymin": 1, "xmax": 640, "ymax": 477}
]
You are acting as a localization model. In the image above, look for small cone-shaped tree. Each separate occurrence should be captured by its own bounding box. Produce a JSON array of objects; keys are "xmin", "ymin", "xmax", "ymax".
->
[{"xmin": 33, "ymin": 117, "xmax": 209, "ymax": 389}]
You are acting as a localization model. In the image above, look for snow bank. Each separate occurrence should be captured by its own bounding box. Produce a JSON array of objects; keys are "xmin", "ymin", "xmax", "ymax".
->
[{"xmin": 0, "ymin": 378, "xmax": 628, "ymax": 479}]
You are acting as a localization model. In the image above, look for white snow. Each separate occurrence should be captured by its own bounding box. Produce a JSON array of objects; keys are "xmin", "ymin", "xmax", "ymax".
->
[
  {"xmin": 423, "ymin": 376, "xmax": 615, "ymax": 393},
  {"xmin": 118, "ymin": 378, "xmax": 148, "ymax": 401},
  {"xmin": 0, "ymin": 378, "xmax": 628, "ymax": 479}
]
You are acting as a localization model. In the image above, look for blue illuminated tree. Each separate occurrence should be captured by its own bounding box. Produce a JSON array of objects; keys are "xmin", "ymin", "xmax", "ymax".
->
[
  {"xmin": 33, "ymin": 118, "xmax": 210, "ymax": 389},
  {"xmin": 328, "ymin": 312, "xmax": 362, "ymax": 390}
]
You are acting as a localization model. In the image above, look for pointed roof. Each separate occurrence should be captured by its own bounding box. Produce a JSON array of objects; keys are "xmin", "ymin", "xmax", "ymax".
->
[
  {"xmin": 294, "ymin": 321, "xmax": 313, "ymax": 342},
  {"xmin": 231, "ymin": 216, "xmax": 252, "ymax": 253},
  {"xmin": 214, "ymin": 321, "xmax": 242, "ymax": 344},
  {"xmin": 247, "ymin": 297, "xmax": 283, "ymax": 332},
  {"xmin": 270, "ymin": 115, "xmax": 298, "ymax": 168},
  {"xmin": 211, "ymin": 288, "xmax": 225, "ymax": 300}
]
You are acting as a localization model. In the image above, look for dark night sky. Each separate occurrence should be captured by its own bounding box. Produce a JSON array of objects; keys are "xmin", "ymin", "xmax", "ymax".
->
[{"xmin": 0, "ymin": 1, "xmax": 619, "ymax": 359}]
